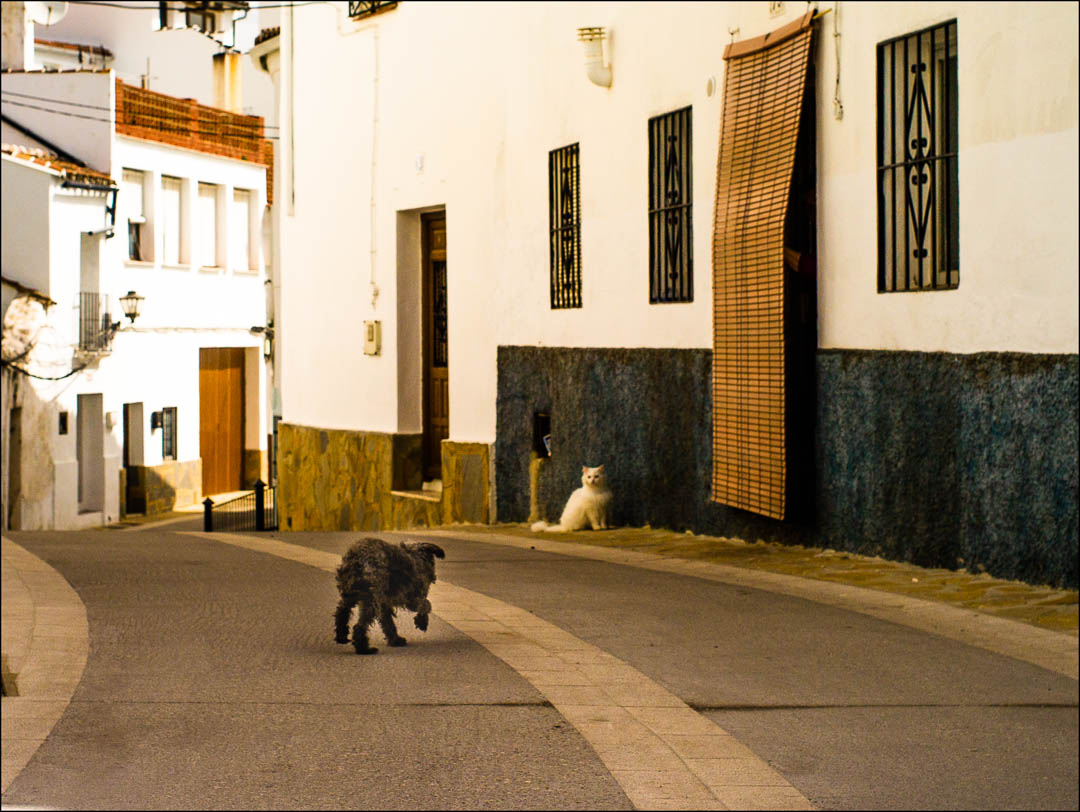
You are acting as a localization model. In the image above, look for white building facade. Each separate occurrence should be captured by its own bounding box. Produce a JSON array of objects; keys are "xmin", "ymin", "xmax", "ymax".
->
[
  {"xmin": 272, "ymin": 2, "xmax": 1077, "ymax": 588},
  {"xmin": 2, "ymin": 60, "xmax": 272, "ymax": 529}
]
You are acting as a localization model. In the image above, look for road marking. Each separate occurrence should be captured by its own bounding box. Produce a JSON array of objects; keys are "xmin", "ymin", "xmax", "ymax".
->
[
  {"xmin": 181, "ymin": 531, "xmax": 815, "ymax": 811},
  {"xmin": 1, "ymin": 538, "xmax": 89, "ymax": 795}
]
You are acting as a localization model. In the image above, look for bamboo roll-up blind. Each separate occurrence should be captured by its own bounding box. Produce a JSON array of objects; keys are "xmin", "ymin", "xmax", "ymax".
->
[{"xmin": 711, "ymin": 12, "xmax": 814, "ymax": 520}]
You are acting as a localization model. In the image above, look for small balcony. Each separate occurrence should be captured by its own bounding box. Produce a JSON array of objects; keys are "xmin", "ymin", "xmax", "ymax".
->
[{"xmin": 77, "ymin": 292, "xmax": 115, "ymax": 354}]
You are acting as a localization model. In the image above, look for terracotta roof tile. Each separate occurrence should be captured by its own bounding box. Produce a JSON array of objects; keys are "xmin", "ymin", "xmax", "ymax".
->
[{"xmin": 1, "ymin": 144, "xmax": 116, "ymax": 186}]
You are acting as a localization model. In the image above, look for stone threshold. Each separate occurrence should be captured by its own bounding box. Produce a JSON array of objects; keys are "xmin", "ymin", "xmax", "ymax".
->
[{"xmin": 390, "ymin": 489, "xmax": 442, "ymax": 503}]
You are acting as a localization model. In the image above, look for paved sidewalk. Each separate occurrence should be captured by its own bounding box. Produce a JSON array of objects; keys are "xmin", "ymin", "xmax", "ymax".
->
[
  {"xmin": 463, "ymin": 523, "xmax": 1078, "ymax": 637},
  {"xmin": 1, "ymin": 537, "xmax": 89, "ymax": 794}
]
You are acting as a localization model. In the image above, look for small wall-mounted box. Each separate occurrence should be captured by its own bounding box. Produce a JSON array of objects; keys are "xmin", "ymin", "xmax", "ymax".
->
[{"xmin": 363, "ymin": 320, "xmax": 382, "ymax": 356}]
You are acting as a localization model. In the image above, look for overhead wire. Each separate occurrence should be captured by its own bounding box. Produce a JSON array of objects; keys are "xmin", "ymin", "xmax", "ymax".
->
[{"xmin": 1, "ymin": 95, "xmax": 279, "ymax": 141}]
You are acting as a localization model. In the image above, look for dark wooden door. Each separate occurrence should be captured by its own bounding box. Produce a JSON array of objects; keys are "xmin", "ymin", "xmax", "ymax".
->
[
  {"xmin": 200, "ymin": 347, "xmax": 245, "ymax": 495},
  {"xmin": 422, "ymin": 213, "xmax": 448, "ymax": 481}
]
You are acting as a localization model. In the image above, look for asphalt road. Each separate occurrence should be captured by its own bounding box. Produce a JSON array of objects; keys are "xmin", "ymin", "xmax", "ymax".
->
[{"xmin": 3, "ymin": 525, "xmax": 1077, "ymax": 810}]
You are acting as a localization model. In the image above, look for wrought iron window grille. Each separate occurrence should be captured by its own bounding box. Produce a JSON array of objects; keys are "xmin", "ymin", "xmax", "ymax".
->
[
  {"xmin": 77, "ymin": 292, "xmax": 115, "ymax": 353},
  {"xmin": 877, "ymin": 20, "xmax": 959, "ymax": 292},
  {"xmin": 548, "ymin": 143, "xmax": 582, "ymax": 309},
  {"xmin": 348, "ymin": 1, "xmax": 398, "ymax": 20},
  {"xmin": 649, "ymin": 106, "xmax": 693, "ymax": 303},
  {"xmin": 162, "ymin": 406, "xmax": 178, "ymax": 461}
]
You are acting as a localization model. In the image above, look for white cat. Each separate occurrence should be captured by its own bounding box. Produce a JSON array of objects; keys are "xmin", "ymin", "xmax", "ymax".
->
[{"xmin": 531, "ymin": 465, "xmax": 612, "ymax": 533}]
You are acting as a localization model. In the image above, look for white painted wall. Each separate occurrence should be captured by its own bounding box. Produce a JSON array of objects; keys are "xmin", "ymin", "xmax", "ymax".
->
[
  {"xmin": 2, "ymin": 76, "xmax": 272, "ymax": 527},
  {"xmin": 0, "ymin": 71, "xmax": 114, "ymax": 173},
  {"xmin": 35, "ymin": 0, "xmax": 278, "ymax": 126},
  {"xmin": 1, "ymin": 156, "xmax": 52, "ymax": 292},
  {"xmin": 815, "ymin": 1, "xmax": 1079, "ymax": 354},
  {"xmin": 279, "ymin": 1, "xmax": 1079, "ymax": 449}
]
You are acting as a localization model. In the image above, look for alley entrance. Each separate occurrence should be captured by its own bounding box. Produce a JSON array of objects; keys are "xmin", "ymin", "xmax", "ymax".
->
[{"xmin": 199, "ymin": 347, "xmax": 245, "ymax": 494}]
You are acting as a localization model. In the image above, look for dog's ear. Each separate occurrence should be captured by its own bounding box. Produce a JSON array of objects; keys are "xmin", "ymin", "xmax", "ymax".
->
[
  {"xmin": 418, "ymin": 543, "xmax": 445, "ymax": 560},
  {"xmin": 405, "ymin": 541, "xmax": 446, "ymax": 560}
]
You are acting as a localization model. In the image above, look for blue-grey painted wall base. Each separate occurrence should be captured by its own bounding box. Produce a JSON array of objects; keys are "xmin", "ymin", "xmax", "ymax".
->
[{"xmin": 495, "ymin": 346, "xmax": 1078, "ymax": 589}]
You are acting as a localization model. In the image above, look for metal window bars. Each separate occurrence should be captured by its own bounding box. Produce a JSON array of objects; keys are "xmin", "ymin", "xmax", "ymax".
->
[
  {"xmin": 78, "ymin": 292, "xmax": 114, "ymax": 353},
  {"xmin": 348, "ymin": 1, "xmax": 398, "ymax": 20},
  {"xmin": 877, "ymin": 20, "xmax": 959, "ymax": 292},
  {"xmin": 649, "ymin": 107, "xmax": 693, "ymax": 303},
  {"xmin": 162, "ymin": 406, "xmax": 177, "ymax": 461},
  {"xmin": 548, "ymin": 143, "xmax": 582, "ymax": 309}
]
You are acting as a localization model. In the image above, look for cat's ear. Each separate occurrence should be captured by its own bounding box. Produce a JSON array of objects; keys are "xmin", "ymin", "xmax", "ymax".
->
[
  {"xmin": 595, "ymin": 465, "xmax": 604, "ymax": 472},
  {"xmin": 582, "ymin": 465, "xmax": 588, "ymax": 473}
]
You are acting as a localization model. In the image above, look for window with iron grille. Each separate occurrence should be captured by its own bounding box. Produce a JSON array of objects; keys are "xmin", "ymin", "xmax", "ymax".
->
[
  {"xmin": 877, "ymin": 20, "xmax": 958, "ymax": 292},
  {"xmin": 549, "ymin": 143, "xmax": 582, "ymax": 309},
  {"xmin": 162, "ymin": 406, "xmax": 177, "ymax": 461},
  {"xmin": 348, "ymin": 1, "xmax": 397, "ymax": 19},
  {"xmin": 649, "ymin": 106, "xmax": 693, "ymax": 303}
]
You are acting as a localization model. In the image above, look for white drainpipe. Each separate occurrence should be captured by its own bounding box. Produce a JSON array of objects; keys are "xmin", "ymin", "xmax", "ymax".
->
[{"xmin": 577, "ymin": 27, "xmax": 611, "ymax": 88}]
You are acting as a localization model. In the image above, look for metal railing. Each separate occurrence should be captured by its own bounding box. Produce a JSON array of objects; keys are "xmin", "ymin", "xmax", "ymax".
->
[
  {"xmin": 202, "ymin": 480, "xmax": 277, "ymax": 532},
  {"xmin": 78, "ymin": 292, "xmax": 114, "ymax": 353}
]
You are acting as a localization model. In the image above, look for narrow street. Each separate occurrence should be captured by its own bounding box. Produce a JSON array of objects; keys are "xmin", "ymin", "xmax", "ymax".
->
[{"xmin": 2, "ymin": 524, "xmax": 1077, "ymax": 810}]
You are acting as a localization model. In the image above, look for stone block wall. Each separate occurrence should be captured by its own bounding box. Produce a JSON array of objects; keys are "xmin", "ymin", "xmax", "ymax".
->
[
  {"xmin": 276, "ymin": 422, "xmax": 491, "ymax": 532},
  {"xmin": 126, "ymin": 459, "xmax": 202, "ymax": 515}
]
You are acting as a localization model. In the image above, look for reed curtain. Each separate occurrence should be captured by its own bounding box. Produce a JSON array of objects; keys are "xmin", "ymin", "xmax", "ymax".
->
[{"xmin": 711, "ymin": 12, "xmax": 815, "ymax": 520}]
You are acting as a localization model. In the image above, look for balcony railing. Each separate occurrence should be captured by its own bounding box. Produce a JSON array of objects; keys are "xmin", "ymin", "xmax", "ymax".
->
[
  {"xmin": 115, "ymin": 80, "xmax": 271, "ymax": 167},
  {"xmin": 78, "ymin": 292, "xmax": 115, "ymax": 353}
]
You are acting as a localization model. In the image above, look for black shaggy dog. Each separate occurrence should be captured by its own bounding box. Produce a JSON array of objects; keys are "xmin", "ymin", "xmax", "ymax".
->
[{"xmin": 333, "ymin": 537, "xmax": 445, "ymax": 654}]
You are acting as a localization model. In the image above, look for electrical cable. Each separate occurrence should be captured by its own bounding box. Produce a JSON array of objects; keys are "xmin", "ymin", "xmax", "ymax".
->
[
  {"xmin": 0, "ymin": 358, "xmax": 90, "ymax": 381},
  {"xmin": 0, "ymin": 89, "xmax": 279, "ymax": 129},
  {"xmin": 1, "ymin": 96, "xmax": 279, "ymax": 141}
]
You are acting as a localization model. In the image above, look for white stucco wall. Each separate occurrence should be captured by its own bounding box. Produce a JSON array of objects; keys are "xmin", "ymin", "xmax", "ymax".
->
[
  {"xmin": 2, "ymin": 101, "xmax": 272, "ymax": 527},
  {"xmin": 0, "ymin": 70, "xmax": 114, "ymax": 173},
  {"xmin": 36, "ymin": 1, "xmax": 278, "ymax": 126},
  {"xmin": 279, "ymin": 1, "xmax": 1079, "ymax": 448},
  {"xmin": 815, "ymin": 1, "xmax": 1079, "ymax": 354},
  {"xmin": 1, "ymin": 156, "xmax": 52, "ymax": 293}
]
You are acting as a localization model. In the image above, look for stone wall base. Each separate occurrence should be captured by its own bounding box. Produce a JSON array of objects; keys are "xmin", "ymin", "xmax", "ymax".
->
[{"xmin": 277, "ymin": 423, "xmax": 490, "ymax": 532}]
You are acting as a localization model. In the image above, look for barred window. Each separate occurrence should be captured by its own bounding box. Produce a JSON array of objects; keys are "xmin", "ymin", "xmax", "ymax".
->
[
  {"xmin": 649, "ymin": 106, "xmax": 693, "ymax": 303},
  {"xmin": 162, "ymin": 406, "xmax": 177, "ymax": 461},
  {"xmin": 548, "ymin": 143, "xmax": 582, "ymax": 308},
  {"xmin": 877, "ymin": 20, "xmax": 959, "ymax": 292},
  {"xmin": 348, "ymin": 1, "xmax": 397, "ymax": 19}
]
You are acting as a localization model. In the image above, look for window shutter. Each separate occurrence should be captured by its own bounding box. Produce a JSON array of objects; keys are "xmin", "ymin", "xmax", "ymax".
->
[{"xmin": 711, "ymin": 12, "xmax": 815, "ymax": 520}]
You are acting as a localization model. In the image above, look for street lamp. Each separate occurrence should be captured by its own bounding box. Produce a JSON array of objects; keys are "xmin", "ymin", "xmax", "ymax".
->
[{"xmin": 119, "ymin": 290, "xmax": 144, "ymax": 324}]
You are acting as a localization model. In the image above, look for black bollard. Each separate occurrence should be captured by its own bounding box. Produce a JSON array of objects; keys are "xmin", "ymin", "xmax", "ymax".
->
[{"xmin": 203, "ymin": 497, "xmax": 214, "ymax": 532}]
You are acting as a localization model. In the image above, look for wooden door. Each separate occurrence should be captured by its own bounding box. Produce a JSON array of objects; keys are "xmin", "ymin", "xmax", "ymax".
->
[
  {"xmin": 422, "ymin": 213, "xmax": 448, "ymax": 481},
  {"xmin": 200, "ymin": 347, "xmax": 245, "ymax": 495}
]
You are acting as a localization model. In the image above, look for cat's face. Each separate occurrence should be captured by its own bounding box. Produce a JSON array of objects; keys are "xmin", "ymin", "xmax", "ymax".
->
[{"xmin": 581, "ymin": 465, "xmax": 606, "ymax": 487}]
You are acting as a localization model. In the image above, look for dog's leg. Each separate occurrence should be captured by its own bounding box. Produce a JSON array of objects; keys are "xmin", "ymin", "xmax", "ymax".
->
[
  {"xmin": 378, "ymin": 605, "xmax": 407, "ymax": 647},
  {"xmin": 352, "ymin": 601, "xmax": 378, "ymax": 655},
  {"xmin": 334, "ymin": 595, "xmax": 357, "ymax": 644}
]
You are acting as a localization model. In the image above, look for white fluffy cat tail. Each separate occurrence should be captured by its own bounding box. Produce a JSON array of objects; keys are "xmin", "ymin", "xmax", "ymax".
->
[{"xmin": 531, "ymin": 521, "xmax": 566, "ymax": 533}]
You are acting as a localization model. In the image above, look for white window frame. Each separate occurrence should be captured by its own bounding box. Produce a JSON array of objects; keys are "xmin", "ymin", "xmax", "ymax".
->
[
  {"xmin": 198, "ymin": 182, "xmax": 220, "ymax": 269},
  {"xmin": 160, "ymin": 175, "xmax": 184, "ymax": 266},
  {"xmin": 230, "ymin": 188, "xmax": 254, "ymax": 271},
  {"xmin": 122, "ymin": 168, "xmax": 149, "ymax": 262}
]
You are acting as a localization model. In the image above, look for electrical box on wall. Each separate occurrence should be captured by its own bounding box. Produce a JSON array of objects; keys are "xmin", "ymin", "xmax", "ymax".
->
[{"xmin": 364, "ymin": 320, "xmax": 382, "ymax": 356}]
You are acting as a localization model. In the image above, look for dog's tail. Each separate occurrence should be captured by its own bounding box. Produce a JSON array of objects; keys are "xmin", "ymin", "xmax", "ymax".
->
[{"xmin": 530, "ymin": 521, "xmax": 567, "ymax": 533}]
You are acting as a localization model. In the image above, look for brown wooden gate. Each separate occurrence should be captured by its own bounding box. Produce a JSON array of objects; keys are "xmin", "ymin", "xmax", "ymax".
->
[{"xmin": 200, "ymin": 347, "xmax": 245, "ymax": 495}]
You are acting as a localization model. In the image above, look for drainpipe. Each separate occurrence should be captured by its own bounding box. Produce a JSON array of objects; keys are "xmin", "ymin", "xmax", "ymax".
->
[{"xmin": 577, "ymin": 27, "xmax": 611, "ymax": 88}]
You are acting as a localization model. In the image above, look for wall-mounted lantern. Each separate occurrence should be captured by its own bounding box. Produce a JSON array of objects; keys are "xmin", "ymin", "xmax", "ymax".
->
[
  {"xmin": 577, "ymin": 27, "xmax": 612, "ymax": 88},
  {"xmin": 119, "ymin": 290, "xmax": 144, "ymax": 324}
]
